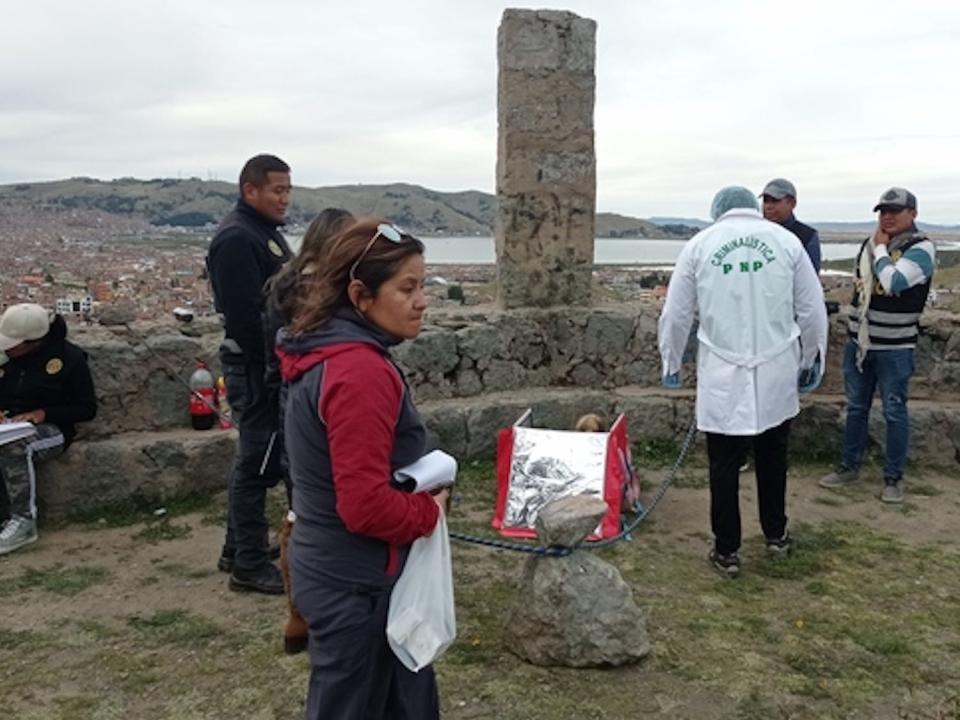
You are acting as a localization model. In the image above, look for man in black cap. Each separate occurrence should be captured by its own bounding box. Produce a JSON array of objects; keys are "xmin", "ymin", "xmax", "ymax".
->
[
  {"xmin": 819, "ymin": 187, "xmax": 934, "ymax": 504},
  {"xmin": 207, "ymin": 154, "xmax": 293, "ymax": 594},
  {"xmin": 761, "ymin": 178, "xmax": 822, "ymax": 273}
]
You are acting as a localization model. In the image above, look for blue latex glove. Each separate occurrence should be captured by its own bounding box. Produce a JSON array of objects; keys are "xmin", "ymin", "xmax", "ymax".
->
[
  {"xmin": 798, "ymin": 357, "xmax": 822, "ymax": 395},
  {"xmin": 662, "ymin": 372, "xmax": 681, "ymax": 389}
]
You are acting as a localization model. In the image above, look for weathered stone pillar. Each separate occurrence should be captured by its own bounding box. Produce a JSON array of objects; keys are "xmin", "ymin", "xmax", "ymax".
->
[{"xmin": 496, "ymin": 9, "xmax": 597, "ymax": 309}]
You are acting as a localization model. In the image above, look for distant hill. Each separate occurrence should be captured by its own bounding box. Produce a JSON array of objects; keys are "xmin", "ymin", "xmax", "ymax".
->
[
  {"xmin": 648, "ymin": 216, "xmax": 711, "ymax": 229},
  {"xmin": 0, "ymin": 177, "xmax": 684, "ymax": 238},
  {"xmin": 815, "ymin": 221, "xmax": 960, "ymax": 234},
  {"xmin": 649, "ymin": 216, "xmax": 960, "ymax": 236}
]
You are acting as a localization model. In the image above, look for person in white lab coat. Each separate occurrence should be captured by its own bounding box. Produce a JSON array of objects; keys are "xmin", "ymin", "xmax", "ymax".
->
[{"xmin": 658, "ymin": 186, "xmax": 827, "ymax": 577}]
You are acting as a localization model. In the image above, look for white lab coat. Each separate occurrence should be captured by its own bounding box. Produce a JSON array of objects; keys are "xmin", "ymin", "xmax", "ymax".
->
[{"xmin": 658, "ymin": 208, "xmax": 827, "ymax": 435}]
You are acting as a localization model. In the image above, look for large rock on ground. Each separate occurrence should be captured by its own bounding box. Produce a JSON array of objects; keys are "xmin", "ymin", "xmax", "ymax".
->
[
  {"xmin": 506, "ymin": 551, "xmax": 651, "ymax": 667},
  {"xmin": 39, "ymin": 429, "xmax": 236, "ymax": 518}
]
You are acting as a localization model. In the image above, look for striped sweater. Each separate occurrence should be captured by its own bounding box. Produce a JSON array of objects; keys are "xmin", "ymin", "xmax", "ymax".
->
[{"xmin": 848, "ymin": 229, "xmax": 935, "ymax": 349}]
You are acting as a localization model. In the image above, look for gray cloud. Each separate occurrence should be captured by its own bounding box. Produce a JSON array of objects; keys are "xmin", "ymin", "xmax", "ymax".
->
[{"xmin": 1, "ymin": 0, "xmax": 957, "ymax": 222}]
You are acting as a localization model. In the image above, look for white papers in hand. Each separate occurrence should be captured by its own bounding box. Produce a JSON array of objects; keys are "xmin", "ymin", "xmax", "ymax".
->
[
  {"xmin": 392, "ymin": 450, "xmax": 458, "ymax": 494},
  {"xmin": 0, "ymin": 421, "xmax": 38, "ymax": 447}
]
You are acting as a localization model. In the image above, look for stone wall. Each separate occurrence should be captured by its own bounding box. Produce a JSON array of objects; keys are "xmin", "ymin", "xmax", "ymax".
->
[
  {"xmin": 393, "ymin": 305, "xmax": 960, "ymax": 402},
  {"xmin": 38, "ymin": 304, "xmax": 960, "ymax": 517}
]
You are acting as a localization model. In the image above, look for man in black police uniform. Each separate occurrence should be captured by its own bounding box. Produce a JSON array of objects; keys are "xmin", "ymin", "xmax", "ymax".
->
[{"xmin": 207, "ymin": 154, "xmax": 293, "ymax": 594}]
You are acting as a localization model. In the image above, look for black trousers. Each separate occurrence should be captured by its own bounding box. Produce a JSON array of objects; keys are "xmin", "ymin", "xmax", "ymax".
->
[
  {"xmin": 706, "ymin": 419, "xmax": 791, "ymax": 556},
  {"xmin": 221, "ymin": 355, "xmax": 284, "ymax": 572},
  {"xmin": 293, "ymin": 578, "xmax": 440, "ymax": 720}
]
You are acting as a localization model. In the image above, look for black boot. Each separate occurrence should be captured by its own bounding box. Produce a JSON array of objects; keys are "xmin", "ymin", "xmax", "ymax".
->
[
  {"xmin": 218, "ymin": 543, "xmax": 281, "ymax": 573},
  {"xmin": 229, "ymin": 562, "xmax": 284, "ymax": 595}
]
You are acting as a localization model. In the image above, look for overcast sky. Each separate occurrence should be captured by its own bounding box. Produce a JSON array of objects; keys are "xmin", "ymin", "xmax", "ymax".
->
[{"xmin": 2, "ymin": 0, "xmax": 957, "ymax": 222}]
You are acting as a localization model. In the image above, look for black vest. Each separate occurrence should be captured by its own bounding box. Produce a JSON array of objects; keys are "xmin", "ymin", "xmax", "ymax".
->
[
  {"xmin": 782, "ymin": 215, "xmax": 817, "ymax": 250},
  {"xmin": 849, "ymin": 232, "xmax": 932, "ymax": 347}
]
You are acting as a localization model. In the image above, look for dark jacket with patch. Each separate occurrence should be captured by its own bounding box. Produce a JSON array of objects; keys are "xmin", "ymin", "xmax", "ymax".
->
[
  {"xmin": 0, "ymin": 315, "xmax": 97, "ymax": 445},
  {"xmin": 276, "ymin": 308, "xmax": 439, "ymax": 591},
  {"xmin": 206, "ymin": 199, "xmax": 292, "ymax": 363}
]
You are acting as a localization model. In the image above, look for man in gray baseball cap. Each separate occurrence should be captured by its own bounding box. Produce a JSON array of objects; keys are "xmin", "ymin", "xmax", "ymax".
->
[
  {"xmin": 872, "ymin": 187, "xmax": 917, "ymax": 212},
  {"xmin": 820, "ymin": 186, "xmax": 934, "ymax": 504},
  {"xmin": 760, "ymin": 178, "xmax": 821, "ymax": 273}
]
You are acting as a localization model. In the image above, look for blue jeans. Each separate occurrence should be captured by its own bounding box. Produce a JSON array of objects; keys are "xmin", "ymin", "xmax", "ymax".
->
[{"xmin": 841, "ymin": 340, "xmax": 914, "ymax": 479}]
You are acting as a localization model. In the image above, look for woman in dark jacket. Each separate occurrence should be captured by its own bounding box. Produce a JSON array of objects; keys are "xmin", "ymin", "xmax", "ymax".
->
[
  {"xmin": 262, "ymin": 208, "xmax": 354, "ymax": 655},
  {"xmin": 277, "ymin": 218, "xmax": 447, "ymax": 719}
]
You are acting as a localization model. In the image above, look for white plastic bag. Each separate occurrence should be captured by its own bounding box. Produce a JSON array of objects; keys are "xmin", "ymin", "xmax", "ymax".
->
[{"xmin": 387, "ymin": 513, "xmax": 456, "ymax": 672}]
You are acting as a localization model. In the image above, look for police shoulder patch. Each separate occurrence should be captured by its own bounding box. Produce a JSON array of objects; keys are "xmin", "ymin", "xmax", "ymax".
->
[
  {"xmin": 46, "ymin": 358, "xmax": 63, "ymax": 375},
  {"xmin": 267, "ymin": 239, "xmax": 284, "ymax": 257}
]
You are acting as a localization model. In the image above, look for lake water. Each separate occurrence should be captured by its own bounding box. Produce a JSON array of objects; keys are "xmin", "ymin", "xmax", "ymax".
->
[{"xmin": 287, "ymin": 235, "xmax": 868, "ymax": 265}]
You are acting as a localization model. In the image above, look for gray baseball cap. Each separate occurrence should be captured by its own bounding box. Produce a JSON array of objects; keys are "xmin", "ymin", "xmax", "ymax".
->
[
  {"xmin": 760, "ymin": 178, "xmax": 797, "ymax": 200},
  {"xmin": 873, "ymin": 187, "xmax": 917, "ymax": 212}
]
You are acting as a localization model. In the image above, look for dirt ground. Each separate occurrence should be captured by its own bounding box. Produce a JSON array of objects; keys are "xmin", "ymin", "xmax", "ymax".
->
[{"xmin": 2, "ymin": 463, "xmax": 959, "ymax": 719}]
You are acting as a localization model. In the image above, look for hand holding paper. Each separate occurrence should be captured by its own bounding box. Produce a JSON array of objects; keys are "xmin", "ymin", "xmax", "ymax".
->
[{"xmin": 392, "ymin": 449, "xmax": 458, "ymax": 494}]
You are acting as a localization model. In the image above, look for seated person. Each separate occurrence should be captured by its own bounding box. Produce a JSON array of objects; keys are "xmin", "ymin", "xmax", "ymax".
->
[{"xmin": 0, "ymin": 304, "xmax": 97, "ymax": 554}]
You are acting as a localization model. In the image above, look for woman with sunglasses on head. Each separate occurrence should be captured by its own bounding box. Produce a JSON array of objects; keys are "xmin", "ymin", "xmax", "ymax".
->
[{"xmin": 276, "ymin": 217, "xmax": 447, "ymax": 719}]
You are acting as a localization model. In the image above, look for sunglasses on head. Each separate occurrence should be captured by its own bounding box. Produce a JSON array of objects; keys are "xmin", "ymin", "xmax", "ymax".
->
[{"xmin": 349, "ymin": 223, "xmax": 406, "ymax": 281}]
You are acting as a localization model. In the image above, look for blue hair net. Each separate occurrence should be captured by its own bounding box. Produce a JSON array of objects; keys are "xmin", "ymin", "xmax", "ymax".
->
[{"xmin": 710, "ymin": 186, "xmax": 759, "ymax": 220}]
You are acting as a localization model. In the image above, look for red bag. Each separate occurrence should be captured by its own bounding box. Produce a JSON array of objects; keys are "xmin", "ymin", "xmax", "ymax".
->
[{"xmin": 492, "ymin": 411, "xmax": 636, "ymax": 541}]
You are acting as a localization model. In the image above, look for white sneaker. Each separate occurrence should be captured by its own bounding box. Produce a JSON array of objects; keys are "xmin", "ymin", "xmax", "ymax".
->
[{"xmin": 0, "ymin": 515, "xmax": 38, "ymax": 555}]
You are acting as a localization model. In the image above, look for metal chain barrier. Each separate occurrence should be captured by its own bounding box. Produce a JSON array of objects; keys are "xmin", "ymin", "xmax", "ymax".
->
[{"xmin": 448, "ymin": 415, "xmax": 699, "ymax": 556}]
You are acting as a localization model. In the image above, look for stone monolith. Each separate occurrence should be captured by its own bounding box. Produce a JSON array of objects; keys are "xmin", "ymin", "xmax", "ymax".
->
[{"xmin": 496, "ymin": 9, "xmax": 597, "ymax": 309}]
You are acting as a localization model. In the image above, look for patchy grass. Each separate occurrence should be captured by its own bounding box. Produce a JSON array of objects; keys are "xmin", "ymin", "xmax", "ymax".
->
[
  {"xmin": 153, "ymin": 561, "xmax": 214, "ymax": 580},
  {"xmin": 59, "ymin": 492, "xmax": 217, "ymax": 529},
  {"xmin": 4, "ymin": 461, "xmax": 960, "ymax": 719},
  {"xmin": 127, "ymin": 609, "xmax": 223, "ymax": 645},
  {"xmin": 437, "ymin": 463, "xmax": 960, "ymax": 718},
  {"xmin": 0, "ymin": 563, "xmax": 110, "ymax": 596},
  {"xmin": 132, "ymin": 517, "xmax": 193, "ymax": 544},
  {"xmin": 634, "ymin": 436, "xmax": 685, "ymax": 468},
  {"xmin": 0, "ymin": 627, "xmax": 43, "ymax": 648}
]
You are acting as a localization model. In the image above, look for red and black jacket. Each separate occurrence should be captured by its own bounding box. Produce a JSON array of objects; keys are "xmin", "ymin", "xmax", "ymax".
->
[{"xmin": 277, "ymin": 308, "xmax": 439, "ymax": 591}]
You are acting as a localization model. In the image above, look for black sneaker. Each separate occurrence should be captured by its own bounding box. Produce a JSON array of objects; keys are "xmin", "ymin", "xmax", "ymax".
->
[
  {"xmin": 218, "ymin": 543, "xmax": 281, "ymax": 573},
  {"xmin": 766, "ymin": 532, "xmax": 793, "ymax": 558},
  {"xmin": 708, "ymin": 549, "xmax": 741, "ymax": 578},
  {"xmin": 228, "ymin": 563, "xmax": 285, "ymax": 595}
]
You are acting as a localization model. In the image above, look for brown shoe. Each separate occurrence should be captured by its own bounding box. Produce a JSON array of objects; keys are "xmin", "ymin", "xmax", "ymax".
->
[{"xmin": 279, "ymin": 512, "xmax": 309, "ymax": 654}]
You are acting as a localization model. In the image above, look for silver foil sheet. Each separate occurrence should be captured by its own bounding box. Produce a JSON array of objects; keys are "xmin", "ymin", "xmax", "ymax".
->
[{"xmin": 503, "ymin": 427, "xmax": 609, "ymax": 530}]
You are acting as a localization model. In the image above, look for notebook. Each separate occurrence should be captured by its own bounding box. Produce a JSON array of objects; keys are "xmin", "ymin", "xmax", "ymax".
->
[{"xmin": 0, "ymin": 421, "xmax": 38, "ymax": 447}]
